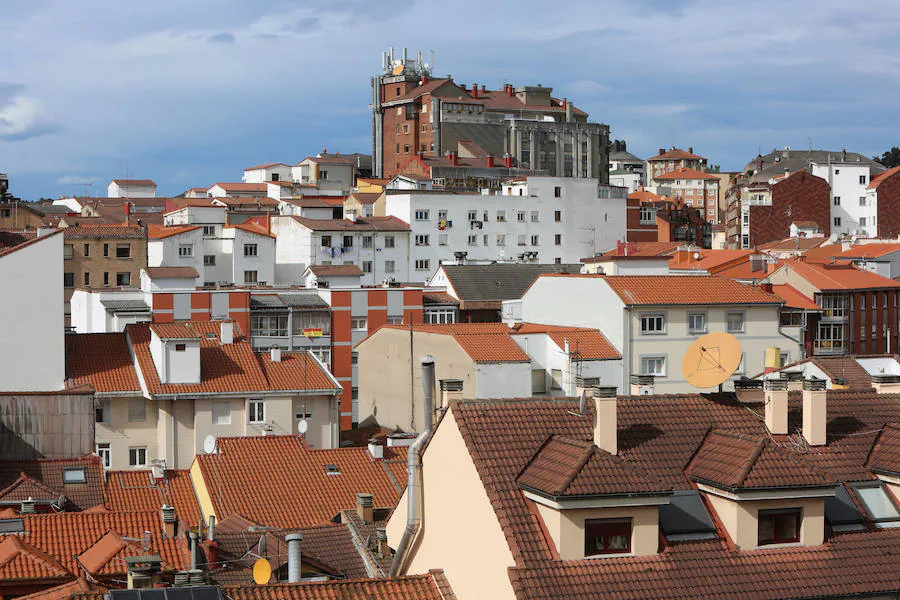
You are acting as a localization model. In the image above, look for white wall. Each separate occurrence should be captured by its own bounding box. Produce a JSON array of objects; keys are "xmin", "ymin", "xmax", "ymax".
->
[
  {"xmin": 474, "ymin": 362, "xmax": 532, "ymax": 398},
  {"xmin": 812, "ymin": 162, "xmax": 874, "ymax": 237},
  {"xmin": 148, "ymin": 229, "xmax": 204, "ymax": 286},
  {"xmin": 0, "ymin": 233, "xmax": 65, "ymax": 391},
  {"xmin": 243, "ymin": 165, "xmax": 292, "ymax": 184},
  {"xmin": 108, "ymin": 182, "xmax": 157, "ymax": 198},
  {"xmin": 229, "ymin": 228, "xmax": 276, "ymax": 286}
]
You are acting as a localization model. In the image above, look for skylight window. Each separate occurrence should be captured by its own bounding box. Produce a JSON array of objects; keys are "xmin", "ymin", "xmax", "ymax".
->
[
  {"xmin": 62, "ymin": 468, "xmax": 86, "ymax": 484},
  {"xmin": 324, "ymin": 464, "xmax": 341, "ymax": 475},
  {"xmin": 825, "ymin": 485, "xmax": 865, "ymax": 532},
  {"xmin": 659, "ymin": 490, "xmax": 717, "ymax": 541},
  {"xmin": 852, "ymin": 482, "xmax": 900, "ymax": 528}
]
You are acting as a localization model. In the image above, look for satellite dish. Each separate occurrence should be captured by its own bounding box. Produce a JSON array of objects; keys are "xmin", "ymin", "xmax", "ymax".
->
[
  {"xmin": 693, "ymin": 252, "xmax": 700, "ymax": 260},
  {"xmin": 682, "ymin": 332, "xmax": 743, "ymax": 389},
  {"xmin": 498, "ymin": 250, "xmax": 505, "ymax": 259},
  {"xmin": 252, "ymin": 558, "xmax": 272, "ymax": 585},
  {"xmin": 391, "ymin": 64, "xmax": 404, "ymax": 75},
  {"xmin": 202, "ymin": 434, "xmax": 217, "ymax": 454},
  {"xmin": 297, "ymin": 419, "xmax": 308, "ymax": 435}
]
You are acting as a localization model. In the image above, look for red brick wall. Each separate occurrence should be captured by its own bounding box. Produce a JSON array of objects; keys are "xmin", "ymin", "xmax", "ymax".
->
[
  {"xmin": 749, "ymin": 172, "xmax": 830, "ymax": 247},
  {"xmin": 876, "ymin": 171, "xmax": 900, "ymax": 238},
  {"xmin": 847, "ymin": 290, "xmax": 898, "ymax": 355},
  {"xmin": 625, "ymin": 198, "xmax": 658, "ymax": 242},
  {"xmin": 379, "ymin": 83, "xmax": 434, "ymax": 178}
]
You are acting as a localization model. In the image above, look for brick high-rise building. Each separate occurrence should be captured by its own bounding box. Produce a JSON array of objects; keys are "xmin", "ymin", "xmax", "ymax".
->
[{"xmin": 371, "ymin": 48, "xmax": 610, "ymax": 182}]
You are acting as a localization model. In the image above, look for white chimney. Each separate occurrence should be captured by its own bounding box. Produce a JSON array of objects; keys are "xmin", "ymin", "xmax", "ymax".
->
[
  {"xmin": 220, "ymin": 321, "xmax": 234, "ymax": 345},
  {"xmin": 764, "ymin": 379, "xmax": 788, "ymax": 435},
  {"xmin": 286, "ymin": 533, "xmax": 303, "ymax": 583},
  {"xmin": 592, "ymin": 388, "xmax": 618, "ymax": 455},
  {"xmin": 802, "ymin": 377, "xmax": 827, "ymax": 446},
  {"xmin": 368, "ymin": 438, "xmax": 384, "ymax": 460},
  {"xmin": 629, "ymin": 374, "xmax": 655, "ymax": 395},
  {"xmin": 270, "ymin": 346, "xmax": 282, "ymax": 363}
]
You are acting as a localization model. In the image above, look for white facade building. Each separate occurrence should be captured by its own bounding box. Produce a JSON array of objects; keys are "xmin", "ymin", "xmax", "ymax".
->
[
  {"xmin": 270, "ymin": 215, "xmax": 411, "ymax": 286},
  {"xmin": 385, "ymin": 177, "xmax": 627, "ymax": 278},
  {"xmin": 811, "ymin": 161, "xmax": 876, "ymax": 237},
  {"xmin": 242, "ymin": 163, "xmax": 293, "ymax": 184},
  {"xmin": 107, "ymin": 179, "xmax": 157, "ymax": 198}
]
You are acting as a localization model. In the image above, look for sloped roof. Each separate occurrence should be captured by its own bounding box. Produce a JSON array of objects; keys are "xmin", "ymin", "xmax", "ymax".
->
[
  {"xmin": 62, "ymin": 224, "xmax": 145, "ymax": 239},
  {"xmin": 144, "ymin": 266, "xmax": 199, "ymax": 279},
  {"xmin": 210, "ymin": 183, "xmax": 268, "ymax": 192},
  {"xmin": 66, "ymin": 333, "xmax": 142, "ymax": 393},
  {"xmin": 221, "ymin": 571, "xmax": 455, "ymax": 600},
  {"xmin": 512, "ymin": 323, "xmax": 620, "ymax": 360},
  {"xmin": 224, "ymin": 221, "xmax": 276, "ymax": 238},
  {"xmin": 0, "ymin": 457, "xmax": 105, "ymax": 511},
  {"xmin": 669, "ymin": 249, "xmax": 754, "ymax": 272},
  {"xmin": 146, "ymin": 224, "xmax": 200, "ymax": 239},
  {"xmin": 14, "ymin": 577, "xmax": 106, "ymax": 600},
  {"xmin": 869, "ymin": 165, "xmax": 900, "ymax": 189},
  {"xmin": 215, "ymin": 196, "xmax": 279, "ymax": 208},
  {"xmin": 349, "ymin": 192, "xmax": 382, "ymax": 205},
  {"xmin": 194, "ymin": 435, "xmax": 408, "ymax": 529},
  {"xmin": 648, "ymin": 148, "xmax": 706, "ymax": 161},
  {"xmin": 839, "ymin": 243, "xmax": 900, "ymax": 259},
  {"xmin": 771, "ymin": 284, "xmax": 820, "ymax": 311},
  {"xmin": 289, "ymin": 216, "xmax": 410, "ymax": 232},
  {"xmin": 653, "ymin": 167, "xmax": 719, "ymax": 181},
  {"xmin": 76, "ymin": 530, "xmax": 173, "ymax": 575},
  {"xmin": 778, "ymin": 260, "xmax": 900, "ymax": 291},
  {"xmin": 601, "ymin": 275, "xmax": 781, "ymax": 305},
  {"xmin": 307, "ymin": 264, "xmax": 364, "ymax": 277},
  {"xmin": 867, "ymin": 423, "xmax": 900, "ymax": 476},
  {"xmin": 103, "ymin": 470, "xmax": 202, "ymax": 528},
  {"xmin": 758, "ymin": 236, "xmax": 829, "ymax": 252},
  {"xmin": 244, "ymin": 163, "xmax": 289, "ymax": 170},
  {"xmin": 0, "ymin": 535, "xmax": 69, "ymax": 581},
  {"xmin": 439, "ymin": 263, "xmax": 582, "ymax": 302},
  {"xmin": 595, "ymin": 241, "xmax": 681, "ymax": 260},
  {"xmin": 0, "ymin": 474, "xmax": 60, "ymax": 503},
  {"xmin": 111, "ymin": 179, "xmax": 156, "ymax": 187}
]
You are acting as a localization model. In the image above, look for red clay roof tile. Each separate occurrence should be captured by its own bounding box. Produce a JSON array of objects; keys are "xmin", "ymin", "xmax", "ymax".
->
[
  {"xmin": 602, "ymin": 275, "xmax": 781, "ymax": 305},
  {"xmin": 103, "ymin": 470, "xmax": 202, "ymax": 529},
  {"xmin": 221, "ymin": 570, "xmax": 454, "ymax": 600},
  {"xmin": 66, "ymin": 333, "xmax": 142, "ymax": 393}
]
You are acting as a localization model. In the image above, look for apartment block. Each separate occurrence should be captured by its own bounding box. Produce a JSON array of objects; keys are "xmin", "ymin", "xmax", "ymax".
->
[
  {"xmin": 652, "ymin": 168, "xmax": 720, "ymax": 222},
  {"xmin": 646, "ymin": 147, "xmax": 707, "ymax": 182},
  {"xmin": 867, "ymin": 166, "xmax": 900, "ymax": 238}
]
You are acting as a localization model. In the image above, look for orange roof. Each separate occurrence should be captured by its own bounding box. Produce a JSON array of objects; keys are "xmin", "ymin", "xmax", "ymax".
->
[
  {"xmin": 221, "ymin": 571, "xmax": 454, "ymax": 600},
  {"xmin": 244, "ymin": 163, "xmax": 289, "ymax": 170},
  {"xmin": 257, "ymin": 351, "xmax": 341, "ymax": 391},
  {"xmin": 210, "ymin": 182, "xmax": 268, "ymax": 192},
  {"xmin": 225, "ymin": 221, "xmax": 276, "ymax": 239},
  {"xmin": 15, "ymin": 577, "xmax": 106, "ymax": 600},
  {"xmin": 648, "ymin": 148, "xmax": 705, "ymax": 161},
  {"xmin": 103, "ymin": 470, "xmax": 202, "ymax": 528},
  {"xmin": 628, "ymin": 189, "xmax": 668, "ymax": 203},
  {"xmin": 146, "ymin": 224, "xmax": 200, "ymax": 239},
  {"xmin": 0, "ymin": 536, "xmax": 69, "ymax": 582},
  {"xmin": 669, "ymin": 249, "xmax": 754, "ymax": 272},
  {"xmin": 76, "ymin": 530, "xmax": 175, "ymax": 575},
  {"xmin": 66, "ymin": 334, "xmax": 141, "ymax": 393},
  {"xmin": 653, "ymin": 167, "xmax": 719, "ymax": 181},
  {"xmin": 596, "ymin": 241, "xmax": 681, "ymax": 259},
  {"xmin": 150, "ymin": 323, "xmax": 202, "ymax": 339},
  {"xmin": 771, "ymin": 284, "xmax": 820, "ymax": 311},
  {"xmin": 215, "ymin": 196, "xmax": 279, "ymax": 207},
  {"xmin": 778, "ymin": 260, "xmax": 900, "ymax": 292},
  {"xmin": 602, "ymin": 275, "xmax": 782, "ymax": 305},
  {"xmin": 513, "ymin": 324, "xmax": 620, "ymax": 360},
  {"xmin": 839, "ymin": 243, "xmax": 900, "ymax": 259},
  {"xmin": 868, "ymin": 166, "xmax": 900, "ymax": 190},
  {"xmin": 194, "ymin": 435, "xmax": 407, "ymax": 528}
]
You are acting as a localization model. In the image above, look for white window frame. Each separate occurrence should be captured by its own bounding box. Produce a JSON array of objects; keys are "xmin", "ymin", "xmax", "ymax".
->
[
  {"xmin": 362, "ymin": 261, "xmax": 373, "ymax": 274},
  {"xmin": 384, "ymin": 260, "xmax": 395, "ymax": 273},
  {"xmin": 415, "ymin": 259, "xmax": 430, "ymax": 271},
  {"xmin": 62, "ymin": 468, "xmax": 86, "ymax": 484},
  {"xmin": 129, "ymin": 446, "xmax": 148, "ymax": 468},
  {"xmin": 248, "ymin": 399, "xmax": 266, "ymax": 424},
  {"xmin": 97, "ymin": 443, "xmax": 111, "ymax": 470},
  {"xmin": 726, "ymin": 311, "xmax": 746, "ymax": 334},
  {"xmin": 212, "ymin": 402, "xmax": 232, "ymax": 425},
  {"xmin": 414, "ymin": 209, "xmax": 430, "ymax": 221},
  {"xmin": 384, "ymin": 235, "xmax": 395, "ymax": 248},
  {"xmin": 351, "ymin": 317, "xmax": 368, "ymax": 331},
  {"xmin": 687, "ymin": 312, "xmax": 707, "ymax": 334},
  {"xmin": 640, "ymin": 355, "xmax": 667, "ymax": 377},
  {"xmin": 640, "ymin": 312, "xmax": 667, "ymax": 335},
  {"xmin": 415, "ymin": 234, "xmax": 430, "ymax": 246},
  {"xmin": 244, "ymin": 243, "xmax": 258, "ymax": 257},
  {"xmin": 178, "ymin": 244, "xmax": 193, "ymax": 257}
]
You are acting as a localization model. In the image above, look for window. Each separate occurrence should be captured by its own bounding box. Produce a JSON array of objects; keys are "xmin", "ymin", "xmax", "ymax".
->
[
  {"xmin": 468, "ymin": 210, "xmax": 477, "ymax": 221},
  {"xmin": 551, "ymin": 369, "xmax": 563, "ymax": 391},
  {"xmin": 780, "ymin": 310, "xmax": 804, "ymax": 327},
  {"xmin": 518, "ymin": 234, "xmax": 527, "ymax": 246},
  {"xmin": 402, "ymin": 123, "xmax": 409, "ymax": 134},
  {"xmin": 342, "ymin": 235, "xmax": 353, "ymax": 248},
  {"xmin": 248, "ymin": 400, "xmax": 265, "ymax": 423},
  {"xmin": 641, "ymin": 355, "xmax": 667, "ymax": 376},
  {"xmin": 860, "ymin": 174, "xmax": 868, "ymax": 184},
  {"xmin": 554, "ymin": 210, "xmax": 561, "ymax": 222},
  {"xmin": 403, "ymin": 144, "xmax": 410, "ymax": 154},
  {"xmin": 63, "ymin": 272, "xmax": 74, "ymax": 288},
  {"xmin": 530, "ymin": 211, "xmax": 539, "ymax": 222},
  {"xmin": 244, "ymin": 270, "xmax": 258, "ymax": 284},
  {"xmin": 437, "ymin": 209, "xmax": 448, "ymax": 220},
  {"xmin": 688, "ymin": 312, "xmax": 707, "ymax": 334},
  {"xmin": 517, "ymin": 211, "xmax": 526, "ymax": 222},
  {"xmin": 95, "ymin": 399, "xmax": 110, "ymax": 423},
  {"xmin": 311, "ymin": 348, "xmax": 331, "ymax": 366},
  {"xmin": 179, "ymin": 244, "xmax": 193, "ymax": 257},
  {"xmin": 321, "ymin": 235, "xmax": 332, "ymax": 247},
  {"xmin": 483, "ymin": 210, "xmax": 489, "ymax": 221},
  {"xmin": 853, "ymin": 483, "xmax": 900, "ymax": 526},
  {"xmin": 83, "ymin": 272, "xmax": 90, "ymax": 286},
  {"xmin": 639, "ymin": 207, "xmax": 656, "ymax": 225},
  {"xmin": 384, "ymin": 235, "xmax": 395, "ymax": 248},
  {"xmin": 103, "ymin": 272, "xmax": 109, "ymax": 286},
  {"xmin": 497, "ymin": 210, "xmax": 506, "ymax": 222},
  {"xmin": 531, "ymin": 234, "xmax": 540, "ymax": 246},
  {"xmin": 779, "ymin": 352, "xmax": 790, "ymax": 367},
  {"xmin": 127, "ymin": 398, "xmax": 146, "ymax": 422},
  {"xmin": 103, "ymin": 243, "xmax": 109, "ymax": 257},
  {"xmin": 212, "ymin": 402, "xmax": 231, "ymax": 425},
  {"xmin": 860, "ymin": 196, "xmax": 867, "ymax": 207},
  {"xmin": 129, "ymin": 447, "xmax": 147, "ymax": 468},
  {"xmin": 585, "ymin": 519, "xmax": 631, "ymax": 556},
  {"xmin": 726, "ymin": 311, "xmax": 745, "ymax": 333},
  {"xmin": 204, "ymin": 255, "xmax": 216, "ymax": 266},
  {"xmin": 860, "ymin": 217, "xmax": 867, "ymax": 227},
  {"xmin": 640, "ymin": 313, "xmax": 666, "ymax": 334},
  {"xmin": 386, "ymin": 316, "xmax": 403, "ymax": 325},
  {"xmin": 351, "ymin": 317, "xmax": 368, "ymax": 330},
  {"xmin": 97, "ymin": 443, "xmax": 110, "ymax": 470},
  {"xmin": 833, "ymin": 196, "xmax": 841, "ymax": 206},
  {"xmin": 64, "ymin": 244, "xmax": 74, "ymax": 259},
  {"xmin": 0, "ymin": 208, "xmax": 8, "ymax": 218},
  {"xmin": 362, "ymin": 235, "xmax": 373, "ymax": 248},
  {"xmin": 251, "ymin": 314, "xmax": 288, "ymax": 336},
  {"xmin": 115, "ymin": 272, "xmax": 130, "ymax": 286},
  {"xmin": 483, "ymin": 234, "xmax": 489, "ymax": 246},
  {"xmin": 362, "ymin": 261, "xmax": 373, "ymax": 273},
  {"xmin": 834, "ymin": 217, "xmax": 841, "ymax": 227},
  {"xmin": 554, "ymin": 186, "xmax": 562, "ymax": 198},
  {"xmin": 758, "ymin": 509, "xmax": 801, "ymax": 545},
  {"xmin": 63, "ymin": 468, "xmax": 86, "ymax": 484},
  {"xmin": 83, "ymin": 244, "xmax": 90, "ymax": 257},
  {"xmin": 438, "ymin": 234, "xmax": 448, "ymax": 246},
  {"xmin": 415, "ymin": 259, "xmax": 430, "ymax": 271},
  {"xmin": 384, "ymin": 260, "xmax": 395, "ymax": 273},
  {"xmin": 496, "ymin": 234, "xmax": 506, "ymax": 246},
  {"xmin": 424, "ymin": 308, "xmax": 456, "ymax": 324},
  {"xmin": 116, "ymin": 244, "xmax": 131, "ymax": 258},
  {"xmin": 244, "ymin": 243, "xmax": 258, "ymax": 257},
  {"xmin": 467, "ymin": 234, "xmax": 478, "ymax": 246},
  {"xmin": 415, "ymin": 234, "xmax": 430, "ymax": 246}
]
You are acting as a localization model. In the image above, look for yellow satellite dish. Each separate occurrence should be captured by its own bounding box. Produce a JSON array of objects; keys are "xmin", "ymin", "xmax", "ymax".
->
[
  {"xmin": 682, "ymin": 332, "xmax": 743, "ymax": 389},
  {"xmin": 252, "ymin": 558, "xmax": 272, "ymax": 585},
  {"xmin": 391, "ymin": 64, "xmax": 404, "ymax": 75}
]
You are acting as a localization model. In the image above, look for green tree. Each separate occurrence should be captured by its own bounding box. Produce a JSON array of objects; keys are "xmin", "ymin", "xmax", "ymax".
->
[{"xmin": 875, "ymin": 147, "xmax": 900, "ymax": 168}]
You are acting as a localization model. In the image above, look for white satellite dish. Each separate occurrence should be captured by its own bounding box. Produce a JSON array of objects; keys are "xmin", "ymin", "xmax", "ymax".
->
[
  {"xmin": 498, "ymin": 250, "xmax": 505, "ymax": 259},
  {"xmin": 202, "ymin": 434, "xmax": 217, "ymax": 454},
  {"xmin": 297, "ymin": 419, "xmax": 308, "ymax": 435}
]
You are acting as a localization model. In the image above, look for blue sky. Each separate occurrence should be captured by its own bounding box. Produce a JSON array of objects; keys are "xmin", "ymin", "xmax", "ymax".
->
[{"xmin": 1, "ymin": 0, "xmax": 899, "ymax": 200}]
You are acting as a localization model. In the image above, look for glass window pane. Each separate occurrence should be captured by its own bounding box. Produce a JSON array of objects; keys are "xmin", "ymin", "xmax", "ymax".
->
[{"xmin": 856, "ymin": 484, "xmax": 900, "ymax": 521}]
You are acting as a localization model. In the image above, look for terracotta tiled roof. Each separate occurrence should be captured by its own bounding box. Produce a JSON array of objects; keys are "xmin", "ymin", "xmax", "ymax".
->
[
  {"xmin": 15, "ymin": 577, "xmax": 106, "ymax": 600},
  {"xmin": 210, "ymin": 183, "xmax": 268, "ymax": 192},
  {"xmin": 0, "ymin": 230, "xmax": 37, "ymax": 252},
  {"xmin": 517, "ymin": 435, "xmax": 668, "ymax": 498},
  {"xmin": 596, "ymin": 241, "xmax": 681, "ymax": 259},
  {"xmin": 512, "ymin": 324, "xmax": 620, "ymax": 360},
  {"xmin": 777, "ymin": 260, "xmax": 900, "ymax": 291},
  {"xmin": 812, "ymin": 356, "xmax": 874, "ymax": 389},
  {"xmin": 111, "ymin": 179, "xmax": 156, "ymax": 187},
  {"xmin": 627, "ymin": 189, "xmax": 668, "ymax": 203},
  {"xmin": 66, "ymin": 333, "xmax": 141, "ymax": 393},
  {"xmin": 602, "ymin": 275, "xmax": 782, "ymax": 305},
  {"xmin": 0, "ymin": 474, "xmax": 60, "ymax": 503},
  {"xmin": 62, "ymin": 224, "xmax": 145, "ymax": 239},
  {"xmin": 215, "ymin": 196, "xmax": 280, "ymax": 208},
  {"xmin": 257, "ymin": 351, "xmax": 341, "ymax": 392},
  {"xmin": 759, "ymin": 237, "xmax": 829, "ymax": 252},
  {"xmin": 839, "ymin": 243, "xmax": 900, "ymax": 259},
  {"xmin": 146, "ymin": 224, "xmax": 200, "ymax": 239},
  {"xmin": 868, "ymin": 165, "xmax": 900, "ymax": 189},
  {"xmin": 669, "ymin": 249, "xmax": 753, "ymax": 272},
  {"xmin": 221, "ymin": 571, "xmax": 454, "ymax": 600},
  {"xmin": 150, "ymin": 323, "xmax": 202, "ymax": 339},
  {"xmin": 194, "ymin": 435, "xmax": 407, "ymax": 529},
  {"xmin": 0, "ymin": 511, "xmax": 188, "ymax": 580},
  {"xmin": 301, "ymin": 155, "xmax": 355, "ymax": 165},
  {"xmin": 422, "ymin": 291, "xmax": 458, "ymax": 305},
  {"xmin": 0, "ymin": 457, "xmax": 105, "ymax": 511},
  {"xmin": 224, "ymin": 221, "xmax": 276, "ymax": 238},
  {"xmin": 686, "ymin": 430, "xmax": 833, "ymax": 491},
  {"xmin": 307, "ymin": 264, "xmax": 364, "ymax": 277},
  {"xmin": 103, "ymin": 470, "xmax": 202, "ymax": 528},
  {"xmin": 867, "ymin": 423, "xmax": 900, "ymax": 476},
  {"xmin": 653, "ymin": 167, "xmax": 719, "ymax": 181},
  {"xmin": 289, "ymin": 216, "xmax": 410, "ymax": 232},
  {"xmin": 245, "ymin": 163, "xmax": 289, "ymax": 170},
  {"xmin": 76, "ymin": 530, "xmax": 174, "ymax": 575},
  {"xmin": 349, "ymin": 192, "xmax": 382, "ymax": 205},
  {"xmin": 0, "ymin": 535, "xmax": 69, "ymax": 581},
  {"xmin": 143, "ymin": 266, "xmax": 199, "ymax": 279},
  {"xmin": 771, "ymin": 284, "xmax": 820, "ymax": 311},
  {"xmin": 376, "ymin": 323, "xmax": 529, "ymax": 363},
  {"xmin": 647, "ymin": 148, "xmax": 705, "ymax": 161}
]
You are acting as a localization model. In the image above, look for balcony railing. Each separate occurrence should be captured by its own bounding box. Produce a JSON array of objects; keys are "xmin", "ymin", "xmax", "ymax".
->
[{"xmin": 814, "ymin": 340, "xmax": 847, "ymax": 355}]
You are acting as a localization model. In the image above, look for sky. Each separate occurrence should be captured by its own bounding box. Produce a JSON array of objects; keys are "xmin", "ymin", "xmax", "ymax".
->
[{"xmin": 1, "ymin": 0, "xmax": 899, "ymax": 200}]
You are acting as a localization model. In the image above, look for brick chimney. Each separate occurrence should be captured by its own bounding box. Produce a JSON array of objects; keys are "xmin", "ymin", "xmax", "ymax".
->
[
  {"xmin": 161, "ymin": 504, "xmax": 176, "ymax": 539},
  {"xmin": 471, "ymin": 83, "xmax": 478, "ymax": 98},
  {"xmin": 802, "ymin": 377, "xmax": 827, "ymax": 446},
  {"xmin": 593, "ymin": 387, "xmax": 617, "ymax": 455},
  {"xmin": 356, "ymin": 492, "xmax": 374, "ymax": 523},
  {"xmin": 486, "ymin": 155, "xmax": 495, "ymax": 168},
  {"xmin": 764, "ymin": 379, "xmax": 788, "ymax": 435},
  {"xmin": 449, "ymin": 152, "xmax": 459, "ymax": 167},
  {"xmin": 503, "ymin": 154, "xmax": 513, "ymax": 168}
]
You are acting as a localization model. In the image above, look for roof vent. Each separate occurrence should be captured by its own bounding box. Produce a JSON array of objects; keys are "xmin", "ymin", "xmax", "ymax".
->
[{"xmin": 20, "ymin": 497, "xmax": 35, "ymax": 514}]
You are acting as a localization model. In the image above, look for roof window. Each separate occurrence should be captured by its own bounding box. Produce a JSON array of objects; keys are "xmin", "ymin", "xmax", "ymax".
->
[
  {"xmin": 852, "ymin": 482, "xmax": 900, "ymax": 527},
  {"xmin": 62, "ymin": 468, "xmax": 86, "ymax": 484},
  {"xmin": 825, "ymin": 484, "xmax": 866, "ymax": 532},
  {"xmin": 324, "ymin": 464, "xmax": 341, "ymax": 475},
  {"xmin": 659, "ymin": 490, "xmax": 718, "ymax": 541}
]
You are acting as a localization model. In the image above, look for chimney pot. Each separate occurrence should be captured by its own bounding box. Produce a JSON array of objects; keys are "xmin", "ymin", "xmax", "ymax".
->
[
  {"xmin": 270, "ymin": 346, "xmax": 282, "ymax": 363},
  {"xmin": 161, "ymin": 504, "xmax": 176, "ymax": 539},
  {"xmin": 368, "ymin": 438, "xmax": 384, "ymax": 460},
  {"xmin": 356, "ymin": 492, "xmax": 375, "ymax": 523},
  {"xmin": 593, "ymin": 393, "xmax": 617, "ymax": 455},
  {"xmin": 486, "ymin": 155, "xmax": 495, "ymax": 168},
  {"xmin": 802, "ymin": 377, "xmax": 827, "ymax": 446},
  {"xmin": 764, "ymin": 379, "xmax": 789, "ymax": 434},
  {"xmin": 20, "ymin": 497, "xmax": 35, "ymax": 514},
  {"xmin": 375, "ymin": 527, "xmax": 391, "ymax": 557},
  {"xmin": 285, "ymin": 533, "xmax": 303, "ymax": 583},
  {"xmin": 220, "ymin": 321, "xmax": 234, "ymax": 345}
]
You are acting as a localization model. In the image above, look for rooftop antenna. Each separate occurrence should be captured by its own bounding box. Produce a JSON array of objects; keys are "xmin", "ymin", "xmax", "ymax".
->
[{"xmin": 75, "ymin": 182, "xmax": 92, "ymax": 197}]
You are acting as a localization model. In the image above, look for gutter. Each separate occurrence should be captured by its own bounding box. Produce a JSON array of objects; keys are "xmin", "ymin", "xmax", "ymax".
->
[{"xmin": 389, "ymin": 355, "xmax": 435, "ymax": 576}]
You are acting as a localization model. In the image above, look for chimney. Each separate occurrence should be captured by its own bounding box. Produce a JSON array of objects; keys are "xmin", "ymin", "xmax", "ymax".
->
[
  {"xmin": 439, "ymin": 379, "xmax": 464, "ymax": 409},
  {"xmin": 286, "ymin": 533, "xmax": 303, "ymax": 583},
  {"xmin": 126, "ymin": 556, "xmax": 163, "ymax": 590},
  {"xmin": 270, "ymin": 346, "xmax": 282, "ymax": 363},
  {"xmin": 872, "ymin": 374, "xmax": 900, "ymax": 394},
  {"xmin": 780, "ymin": 369, "xmax": 804, "ymax": 391},
  {"xmin": 659, "ymin": 148, "xmax": 666, "ymax": 156},
  {"xmin": 564, "ymin": 98, "xmax": 573, "ymax": 123},
  {"xmin": 201, "ymin": 538, "xmax": 220, "ymax": 570},
  {"xmin": 356, "ymin": 493, "xmax": 374, "ymax": 523},
  {"xmin": 802, "ymin": 377, "xmax": 827, "ymax": 446},
  {"xmin": 266, "ymin": 212, "xmax": 271, "ymax": 236},
  {"xmin": 449, "ymin": 152, "xmax": 459, "ymax": 167},
  {"xmin": 503, "ymin": 154, "xmax": 513, "ymax": 168},
  {"xmin": 375, "ymin": 527, "xmax": 391, "ymax": 557},
  {"xmin": 734, "ymin": 377, "xmax": 764, "ymax": 403},
  {"xmin": 629, "ymin": 374, "xmax": 655, "ymax": 395},
  {"xmin": 207, "ymin": 515, "xmax": 216, "ymax": 541},
  {"xmin": 507, "ymin": 84, "xmax": 514, "ymax": 97},
  {"xmin": 760, "ymin": 282, "xmax": 774, "ymax": 294},
  {"xmin": 220, "ymin": 321, "xmax": 233, "ymax": 345},
  {"xmin": 20, "ymin": 497, "xmax": 35, "ymax": 514},
  {"xmin": 486, "ymin": 155, "xmax": 495, "ymax": 168},
  {"xmin": 688, "ymin": 147, "xmax": 693, "ymax": 154},
  {"xmin": 161, "ymin": 504, "xmax": 176, "ymax": 539},
  {"xmin": 471, "ymin": 83, "xmax": 478, "ymax": 98},
  {"xmin": 592, "ymin": 387, "xmax": 618, "ymax": 455},
  {"xmin": 367, "ymin": 438, "xmax": 384, "ymax": 460},
  {"xmin": 124, "ymin": 201, "xmax": 131, "ymax": 225},
  {"xmin": 764, "ymin": 379, "xmax": 788, "ymax": 435},
  {"xmin": 188, "ymin": 530, "xmax": 200, "ymax": 570}
]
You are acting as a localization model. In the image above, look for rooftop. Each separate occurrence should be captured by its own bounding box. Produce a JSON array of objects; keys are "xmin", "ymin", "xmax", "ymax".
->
[
  {"xmin": 0, "ymin": 456, "xmax": 104, "ymax": 511},
  {"xmin": 647, "ymin": 148, "xmax": 706, "ymax": 161},
  {"xmin": 653, "ymin": 167, "xmax": 719, "ymax": 181},
  {"xmin": 307, "ymin": 264, "xmax": 364, "ymax": 277},
  {"xmin": 289, "ymin": 216, "xmax": 410, "ymax": 232},
  {"xmin": 438, "ymin": 263, "xmax": 582, "ymax": 304},
  {"xmin": 776, "ymin": 260, "xmax": 900, "ymax": 291},
  {"xmin": 221, "ymin": 571, "xmax": 454, "ymax": 600},
  {"xmin": 111, "ymin": 179, "xmax": 156, "ymax": 187},
  {"xmin": 62, "ymin": 224, "xmax": 146, "ymax": 239},
  {"xmin": 143, "ymin": 266, "xmax": 199, "ymax": 279}
]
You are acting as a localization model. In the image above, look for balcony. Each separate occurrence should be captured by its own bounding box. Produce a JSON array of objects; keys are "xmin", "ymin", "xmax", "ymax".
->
[{"xmin": 814, "ymin": 340, "xmax": 847, "ymax": 355}]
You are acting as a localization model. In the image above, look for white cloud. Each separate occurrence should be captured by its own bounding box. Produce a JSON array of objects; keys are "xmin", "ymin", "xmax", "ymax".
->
[{"xmin": 0, "ymin": 95, "xmax": 56, "ymax": 141}]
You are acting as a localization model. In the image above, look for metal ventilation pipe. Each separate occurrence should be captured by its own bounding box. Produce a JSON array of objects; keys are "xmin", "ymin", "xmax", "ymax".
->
[
  {"xmin": 286, "ymin": 533, "xmax": 303, "ymax": 583},
  {"xmin": 389, "ymin": 355, "xmax": 435, "ymax": 576}
]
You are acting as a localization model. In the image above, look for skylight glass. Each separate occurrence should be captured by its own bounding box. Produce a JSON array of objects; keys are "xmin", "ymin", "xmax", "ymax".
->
[{"xmin": 852, "ymin": 482, "xmax": 900, "ymax": 527}]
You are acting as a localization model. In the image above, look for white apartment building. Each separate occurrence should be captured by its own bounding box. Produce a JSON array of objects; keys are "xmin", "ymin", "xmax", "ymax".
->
[
  {"xmin": 294, "ymin": 156, "xmax": 355, "ymax": 193},
  {"xmin": 242, "ymin": 163, "xmax": 293, "ymax": 184},
  {"xmin": 149, "ymin": 206, "xmax": 276, "ymax": 286},
  {"xmin": 270, "ymin": 215, "xmax": 411, "ymax": 286},
  {"xmin": 384, "ymin": 176, "xmax": 627, "ymax": 278},
  {"xmin": 503, "ymin": 274, "xmax": 794, "ymax": 393},
  {"xmin": 811, "ymin": 161, "xmax": 877, "ymax": 237},
  {"xmin": 107, "ymin": 179, "xmax": 157, "ymax": 198}
]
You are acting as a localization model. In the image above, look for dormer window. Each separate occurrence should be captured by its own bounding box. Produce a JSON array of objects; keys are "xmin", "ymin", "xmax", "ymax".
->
[
  {"xmin": 585, "ymin": 519, "xmax": 631, "ymax": 555},
  {"xmin": 174, "ymin": 343, "xmax": 186, "ymax": 352},
  {"xmin": 758, "ymin": 509, "xmax": 801, "ymax": 545}
]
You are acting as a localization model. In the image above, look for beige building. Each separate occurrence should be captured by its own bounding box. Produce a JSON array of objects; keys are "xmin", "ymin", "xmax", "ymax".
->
[
  {"xmin": 344, "ymin": 191, "xmax": 385, "ymax": 218},
  {"xmin": 66, "ymin": 320, "xmax": 342, "ymax": 470},
  {"xmin": 0, "ymin": 200, "xmax": 46, "ymax": 229},
  {"xmin": 386, "ymin": 386, "xmax": 900, "ymax": 600},
  {"xmin": 62, "ymin": 224, "xmax": 147, "ymax": 325}
]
